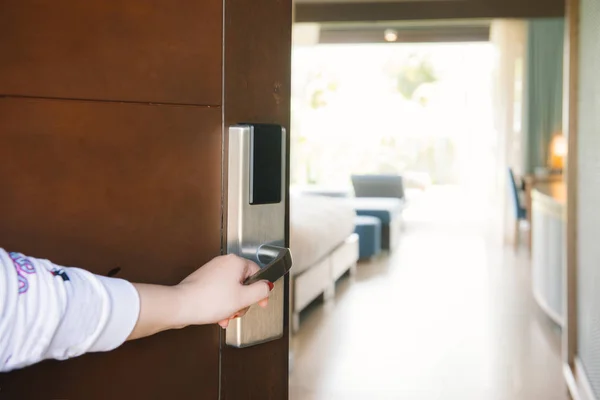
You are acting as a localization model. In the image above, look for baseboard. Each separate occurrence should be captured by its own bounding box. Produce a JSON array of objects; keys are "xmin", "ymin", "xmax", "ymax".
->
[
  {"xmin": 565, "ymin": 359, "xmax": 598, "ymax": 400},
  {"xmin": 565, "ymin": 363, "xmax": 582, "ymax": 400}
]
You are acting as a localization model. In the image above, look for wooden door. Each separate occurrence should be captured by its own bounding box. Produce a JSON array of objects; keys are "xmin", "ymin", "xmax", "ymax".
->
[{"xmin": 0, "ymin": 1, "xmax": 291, "ymax": 399}]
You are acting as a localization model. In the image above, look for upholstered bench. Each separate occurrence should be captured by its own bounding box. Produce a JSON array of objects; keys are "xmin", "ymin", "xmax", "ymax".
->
[
  {"xmin": 348, "ymin": 197, "xmax": 404, "ymax": 251},
  {"xmin": 354, "ymin": 215, "xmax": 382, "ymax": 260}
]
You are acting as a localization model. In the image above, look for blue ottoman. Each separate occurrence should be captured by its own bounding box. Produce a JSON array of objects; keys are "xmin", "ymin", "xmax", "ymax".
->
[
  {"xmin": 349, "ymin": 197, "xmax": 404, "ymax": 251},
  {"xmin": 354, "ymin": 215, "xmax": 382, "ymax": 260}
]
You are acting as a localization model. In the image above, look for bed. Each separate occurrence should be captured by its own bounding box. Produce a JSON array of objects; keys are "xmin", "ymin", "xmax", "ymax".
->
[{"xmin": 290, "ymin": 194, "xmax": 359, "ymax": 333}]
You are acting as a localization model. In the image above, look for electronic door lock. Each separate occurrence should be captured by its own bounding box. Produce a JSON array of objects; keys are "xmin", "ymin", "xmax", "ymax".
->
[{"xmin": 225, "ymin": 124, "xmax": 292, "ymax": 348}]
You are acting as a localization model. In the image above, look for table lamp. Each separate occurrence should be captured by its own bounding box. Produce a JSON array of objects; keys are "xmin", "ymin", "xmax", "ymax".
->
[{"xmin": 548, "ymin": 132, "xmax": 567, "ymax": 173}]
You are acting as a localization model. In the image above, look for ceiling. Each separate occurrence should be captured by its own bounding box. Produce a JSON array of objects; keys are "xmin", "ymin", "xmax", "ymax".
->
[
  {"xmin": 295, "ymin": 0, "xmax": 455, "ymax": 2},
  {"xmin": 294, "ymin": 0, "xmax": 565, "ymax": 23}
]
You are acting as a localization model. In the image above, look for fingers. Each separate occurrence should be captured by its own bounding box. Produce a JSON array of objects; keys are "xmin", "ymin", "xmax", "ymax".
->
[
  {"xmin": 217, "ymin": 307, "xmax": 249, "ymax": 329},
  {"xmin": 242, "ymin": 280, "xmax": 272, "ymax": 307},
  {"xmin": 235, "ymin": 307, "xmax": 250, "ymax": 318},
  {"xmin": 217, "ymin": 299, "xmax": 270, "ymax": 328},
  {"xmin": 242, "ymin": 258, "xmax": 261, "ymax": 279}
]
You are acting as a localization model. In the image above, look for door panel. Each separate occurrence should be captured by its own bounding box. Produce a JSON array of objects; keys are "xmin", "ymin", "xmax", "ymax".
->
[
  {"xmin": 0, "ymin": 1, "xmax": 222, "ymax": 105},
  {"xmin": 0, "ymin": 0, "xmax": 291, "ymax": 396},
  {"xmin": 0, "ymin": 327, "xmax": 219, "ymax": 399},
  {"xmin": 0, "ymin": 98, "xmax": 222, "ymax": 399},
  {"xmin": 220, "ymin": 0, "xmax": 292, "ymax": 398}
]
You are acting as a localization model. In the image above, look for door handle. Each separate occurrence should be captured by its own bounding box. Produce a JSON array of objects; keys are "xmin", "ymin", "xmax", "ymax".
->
[{"xmin": 244, "ymin": 245, "xmax": 293, "ymax": 285}]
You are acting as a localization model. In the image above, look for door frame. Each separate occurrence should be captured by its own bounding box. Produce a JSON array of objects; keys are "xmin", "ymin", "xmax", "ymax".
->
[
  {"xmin": 219, "ymin": 0, "xmax": 293, "ymax": 398},
  {"xmin": 562, "ymin": 0, "xmax": 597, "ymax": 398}
]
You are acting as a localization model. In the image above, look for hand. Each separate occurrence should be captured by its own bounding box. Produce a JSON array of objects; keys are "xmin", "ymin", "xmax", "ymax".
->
[
  {"xmin": 216, "ymin": 297, "xmax": 270, "ymax": 329},
  {"xmin": 127, "ymin": 254, "xmax": 273, "ymax": 341},
  {"xmin": 176, "ymin": 254, "xmax": 273, "ymax": 328}
]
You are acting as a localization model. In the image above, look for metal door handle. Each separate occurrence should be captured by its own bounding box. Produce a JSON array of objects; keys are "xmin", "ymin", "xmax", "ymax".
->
[{"xmin": 244, "ymin": 245, "xmax": 292, "ymax": 285}]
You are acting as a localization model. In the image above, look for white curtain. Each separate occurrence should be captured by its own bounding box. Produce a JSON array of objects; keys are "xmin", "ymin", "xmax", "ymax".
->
[{"xmin": 489, "ymin": 19, "xmax": 528, "ymax": 244}]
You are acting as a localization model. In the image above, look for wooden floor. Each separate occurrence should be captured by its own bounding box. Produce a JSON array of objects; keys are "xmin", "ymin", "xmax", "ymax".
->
[{"xmin": 289, "ymin": 187, "xmax": 568, "ymax": 400}]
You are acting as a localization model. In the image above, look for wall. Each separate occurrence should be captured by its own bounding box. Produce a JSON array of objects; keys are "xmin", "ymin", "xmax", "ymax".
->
[
  {"xmin": 577, "ymin": 0, "xmax": 600, "ymax": 396},
  {"xmin": 490, "ymin": 20, "xmax": 527, "ymax": 245}
]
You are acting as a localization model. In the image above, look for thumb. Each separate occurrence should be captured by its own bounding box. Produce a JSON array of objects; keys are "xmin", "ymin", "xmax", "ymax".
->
[{"xmin": 241, "ymin": 280, "xmax": 273, "ymax": 307}]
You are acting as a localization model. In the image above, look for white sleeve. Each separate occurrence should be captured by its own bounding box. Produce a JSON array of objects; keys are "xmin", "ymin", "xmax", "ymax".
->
[{"xmin": 0, "ymin": 248, "xmax": 140, "ymax": 372}]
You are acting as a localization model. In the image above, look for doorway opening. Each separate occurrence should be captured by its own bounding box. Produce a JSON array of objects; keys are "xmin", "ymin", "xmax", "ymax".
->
[{"xmin": 288, "ymin": 19, "xmax": 567, "ymax": 400}]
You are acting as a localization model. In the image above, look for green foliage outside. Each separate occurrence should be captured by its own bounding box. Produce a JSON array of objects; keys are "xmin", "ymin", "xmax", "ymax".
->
[{"xmin": 395, "ymin": 57, "xmax": 437, "ymax": 103}]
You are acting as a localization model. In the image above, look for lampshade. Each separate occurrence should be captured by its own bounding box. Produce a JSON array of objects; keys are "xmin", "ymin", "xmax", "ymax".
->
[{"xmin": 549, "ymin": 132, "xmax": 567, "ymax": 170}]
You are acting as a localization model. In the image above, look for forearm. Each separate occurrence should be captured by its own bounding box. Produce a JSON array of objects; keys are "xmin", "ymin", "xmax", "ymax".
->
[{"xmin": 127, "ymin": 283, "xmax": 185, "ymax": 341}]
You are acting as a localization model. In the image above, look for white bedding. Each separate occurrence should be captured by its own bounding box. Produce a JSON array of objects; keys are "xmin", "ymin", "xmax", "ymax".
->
[{"xmin": 290, "ymin": 194, "xmax": 356, "ymax": 275}]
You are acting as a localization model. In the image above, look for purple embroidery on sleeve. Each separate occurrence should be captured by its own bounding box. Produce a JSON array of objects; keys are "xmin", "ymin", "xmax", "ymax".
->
[
  {"xmin": 17, "ymin": 274, "xmax": 29, "ymax": 293},
  {"xmin": 9, "ymin": 252, "xmax": 36, "ymax": 294}
]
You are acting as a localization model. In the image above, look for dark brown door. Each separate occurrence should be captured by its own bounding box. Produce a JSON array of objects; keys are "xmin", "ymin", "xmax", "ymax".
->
[{"xmin": 0, "ymin": 1, "xmax": 291, "ymax": 399}]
